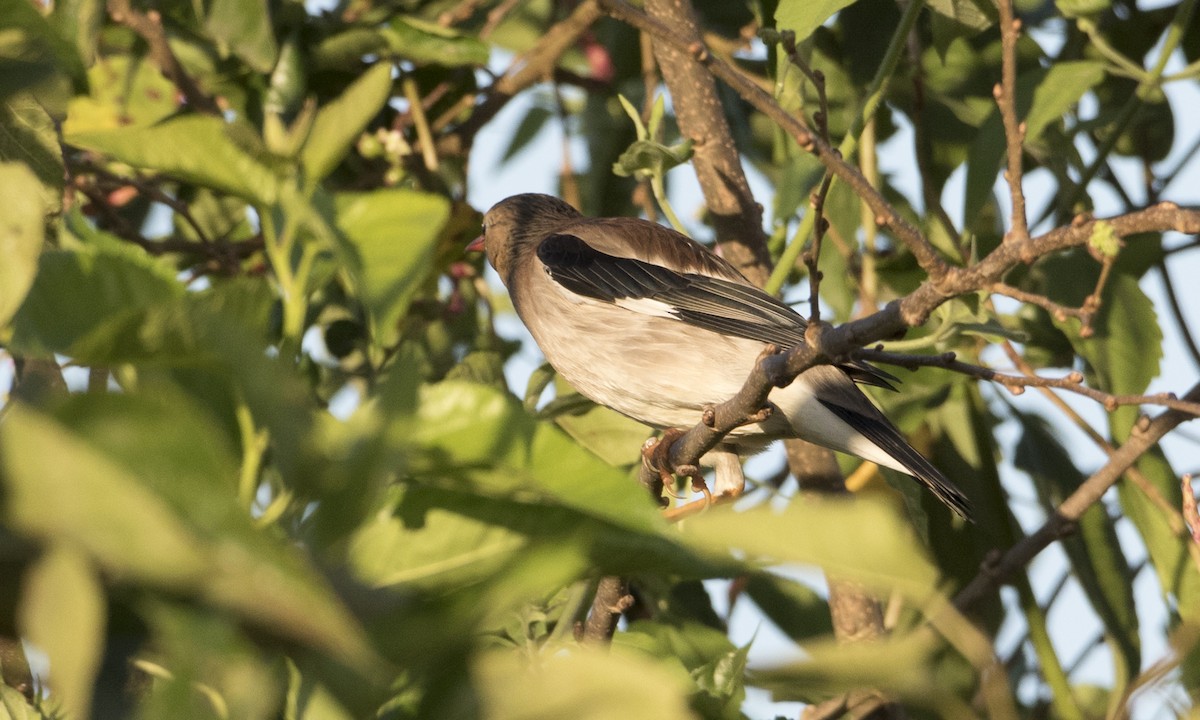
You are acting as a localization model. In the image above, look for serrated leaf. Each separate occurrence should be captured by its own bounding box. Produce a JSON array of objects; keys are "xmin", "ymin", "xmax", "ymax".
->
[
  {"xmin": 0, "ymin": 162, "xmax": 44, "ymax": 328},
  {"xmin": 302, "ymin": 62, "xmax": 393, "ymax": 182},
  {"xmin": 18, "ymin": 545, "xmax": 104, "ymax": 720},
  {"xmin": 68, "ymin": 116, "xmax": 281, "ymax": 204}
]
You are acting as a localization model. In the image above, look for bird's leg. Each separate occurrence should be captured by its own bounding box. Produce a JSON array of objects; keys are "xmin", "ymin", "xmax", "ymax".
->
[{"xmin": 642, "ymin": 428, "xmax": 713, "ymax": 504}]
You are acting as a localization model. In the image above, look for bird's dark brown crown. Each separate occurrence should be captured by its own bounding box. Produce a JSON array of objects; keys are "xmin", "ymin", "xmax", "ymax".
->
[{"xmin": 482, "ymin": 194, "xmax": 582, "ymax": 280}]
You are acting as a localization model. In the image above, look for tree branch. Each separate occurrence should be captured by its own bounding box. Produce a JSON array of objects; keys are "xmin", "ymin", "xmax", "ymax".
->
[
  {"xmin": 643, "ymin": 0, "xmax": 771, "ymax": 285},
  {"xmin": 954, "ymin": 381, "xmax": 1200, "ymax": 612},
  {"xmin": 107, "ymin": 0, "xmax": 220, "ymax": 116}
]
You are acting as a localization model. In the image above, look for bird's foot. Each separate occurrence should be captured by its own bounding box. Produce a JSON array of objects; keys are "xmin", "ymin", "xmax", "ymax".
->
[{"xmin": 642, "ymin": 429, "xmax": 713, "ymax": 507}]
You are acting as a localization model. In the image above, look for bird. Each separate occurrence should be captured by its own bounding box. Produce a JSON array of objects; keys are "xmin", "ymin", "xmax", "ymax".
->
[{"xmin": 470, "ymin": 193, "xmax": 972, "ymax": 520}]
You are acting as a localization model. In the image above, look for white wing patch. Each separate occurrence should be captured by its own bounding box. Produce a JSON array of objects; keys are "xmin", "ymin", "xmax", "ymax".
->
[{"xmin": 614, "ymin": 297, "xmax": 677, "ymax": 318}]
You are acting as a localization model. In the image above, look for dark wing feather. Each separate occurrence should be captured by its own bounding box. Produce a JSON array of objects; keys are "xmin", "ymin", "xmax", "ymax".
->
[
  {"xmin": 538, "ymin": 233, "xmax": 807, "ymax": 347},
  {"xmin": 817, "ymin": 398, "xmax": 973, "ymax": 520}
]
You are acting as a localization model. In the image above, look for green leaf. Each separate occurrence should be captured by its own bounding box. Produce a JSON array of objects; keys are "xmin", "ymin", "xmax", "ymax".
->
[
  {"xmin": 925, "ymin": 0, "xmax": 995, "ymax": 31},
  {"xmin": 9, "ymin": 232, "xmax": 184, "ymax": 360},
  {"xmin": 412, "ymin": 381, "xmax": 668, "ymax": 536},
  {"xmin": 333, "ymin": 189, "xmax": 449, "ymax": 347},
  {"xmin": 18, "ymin": 545, "xmax": 104, "ymax": 720},
  {"xmin": 0, "ymin": 162, "xmax": 44, "ymax": 328},
  {"xmin": 1078, "ymin": 273, "xmax": 1161, "ymax": 396},
  {"xmin": 347, "ymin": 487, "xmax": 527, "ymax": 589},
  {"xmin": 383, "ymin": 17, "xmax": 490, "ymax": 67},
  {"xmin": 205, "ymin": 0, "xmax": 279, "ymax": 74},
  {"xmin": 48, "ymin": 0, "xmax": 102, "ymax": 67},
  {"xmin": 0, "ymin": 404, "xmax": 210, "ymax": 586},
  {"xmin": 682, "ymin": 499, "xmax": 940, "ymax": 598},
  {"xmin": 62, "ymin": 55, "xmax": 179, "ymax": 134},
  {"xmin": 302, "ymin": 62, "xmax": 393, "ymax": 182},
  {"xmin": 474, "ymin": 648, "xmax": 695, "ymax": 720},
  {"xmin": 0, "ymin": 0, "xmax": 84, "ymax": 114},
  {"xmin": 753, "ymin": 631, "xmax": 962, "ymax": 709},
  {"xmin": 1057, "ymin": 0, "xmax": 1111, "ymax": 18},
  {"xmin": 554, "ymin": 403, "xmax": 650, "ymax": 467},
  {"xmin": 0, "ymin": 94, "xmax": 65, "ymax": 213},
  {"xmin": 1013, "ymin": 413, "xmax": 1139, "ymax": 695},
  {"xmin": 0, "ymin": 683, "xmax": 53, "ymax": 720},
  {"xmin": 1024, "ymin": 61, "xmax": 1106, "ymax": 145},
  {"xmin": 501, "ymin": 105, "xmax": 554, "ymax": 163},
  {"xmin": 774, "ymin": 0, "xmax": 858, "ymax": 43},
  {"xmin": 744, "ymin": 572, "xmax": 834, "ymax": 640},
  {"xmin": 67, "ymin": 116, "xmax": 281, "ymax": 204}
]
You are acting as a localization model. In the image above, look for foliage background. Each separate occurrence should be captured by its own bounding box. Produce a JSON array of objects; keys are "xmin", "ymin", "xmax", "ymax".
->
[{"xmin": 1, "ymin": 0, "xmax": 1199, "ymax": 718}]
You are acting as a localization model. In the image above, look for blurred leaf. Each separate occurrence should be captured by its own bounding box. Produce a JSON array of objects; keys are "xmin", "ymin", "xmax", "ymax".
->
[
  {"xmin": 383, "ymin": 17, "xmax": 489, "ymax": 67},
  {"xmin": 0, "ymin": 404, "xmax": 210, "ymax": 586},
  {"xmin": 744, "ymin": 572, "xmax": 834, "ymax": 640},
  {"xmin": 0, "ymin": 94, "xmax": 65, "ymax": 212},
  {"xmin": 1023, "ymin": 61, "xmax": 1106, "ymax": 144},
  {"xmin": 682, "ymin": 500, "xmax": 940, "ymax": 597},
  {"xmin": 554, "ymin": 402, "xmax": 649, "ymax": 467},
  {"xmin": 0, "ymin": 162, "xmax": 44, "ymax": 328},
  {"xmin": 926, "ymin": 0, "xmax": 995, "ymax": 31},
  {"xmin": 502, "ymin": 105, "xmax": 554, "ymax": 163},
  {"xmin": 332, "ymin": 188, "xmax": 449, "ymax": 347},
  {"xmin": 1056, "ymin": 0, "xmax": 1110, "ymax": 18},
  {"xmin": 63, "ymin": 55, "xmax": 179, "ymax": 134},
  {"xmin": 1014, "ymin": 412, "xmax": 1139, "ymax": 695},
  {"xmin": 206, "ymin": 0, "xmax": 278, "ymax": 74},
  {"xmin": 619, "ymin": 619, "xmax": 747, "ymax": 718},
  {"xmin": 18, "ymin": 545, "xmax": 105, "ymax": 720},
  {"xmin": 49, "ymin": 0, "xmax": 102, "ymax": 67},
  {"xmin": 347, "ymin": 487, "xmax": 527, "ymax": 590},
  {"xmin": 9, "ymin": 231, "xmax": 183, "ymax": 360},
  {"xmin": 753, "ymin": 631, "xmax": 961, "ymax": 709},
  {"xmin": 67, "ymin": 116, "xmax": 281, "ymax": 204},
  {"xmin": 0, "ymin": 0, "xmax": 83, "ymax": 114},
  {"xmin": 302, "ymin": 61, "xmax": 393, "ymax": 182},
  {"xmin": 774, "ymin": 0, "xmax": 858, "ymax": 42},
  {"xmin": 474, "ymin": 648, "xmax": 695, "ymax": 720},
  {"xmin": 0, "ymin": 683, "xmax": 53, "ymax": 720}
]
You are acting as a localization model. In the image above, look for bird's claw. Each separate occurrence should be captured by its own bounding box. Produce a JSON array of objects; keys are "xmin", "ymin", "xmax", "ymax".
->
[{"xmin": 642, "ymin": 429, "xmax": 712, "ymax": 503}]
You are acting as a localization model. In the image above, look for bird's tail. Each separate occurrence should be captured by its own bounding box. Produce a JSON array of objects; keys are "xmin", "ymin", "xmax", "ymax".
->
[{"xmin": 819, "ymin": 400, "xmax": 974, "ymax": 521}]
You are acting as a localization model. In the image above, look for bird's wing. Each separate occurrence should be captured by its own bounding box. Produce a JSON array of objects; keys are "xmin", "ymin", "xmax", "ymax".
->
[
  {"xmin": 536, "ymin": 231, "xmax": 899, "ymax": 389},
  {"xmin": 537, "ymin": 232, "xmax": 807, "ymax": 347}
]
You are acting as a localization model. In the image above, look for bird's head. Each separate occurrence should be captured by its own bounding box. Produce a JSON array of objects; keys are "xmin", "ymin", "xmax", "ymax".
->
[{"xmin": 471, "ymin": 193, "xmax": 581, "ymax": 282}]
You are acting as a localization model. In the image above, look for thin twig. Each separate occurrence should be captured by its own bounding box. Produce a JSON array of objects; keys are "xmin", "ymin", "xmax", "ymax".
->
[
  {"xmin": 994, "ymin": 0, "xmax": 1030, "ymax": 250},
  {"xmin": 107, "ymin": 0, "xmax": 220, "ymax": 115},
  {"xmin": 954, "ymin": 381, "xmax": 1200, "ymax": 612},
  {"xmin": 581, "ymin": 576, "xmax": 633, "ymax": 642}
]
